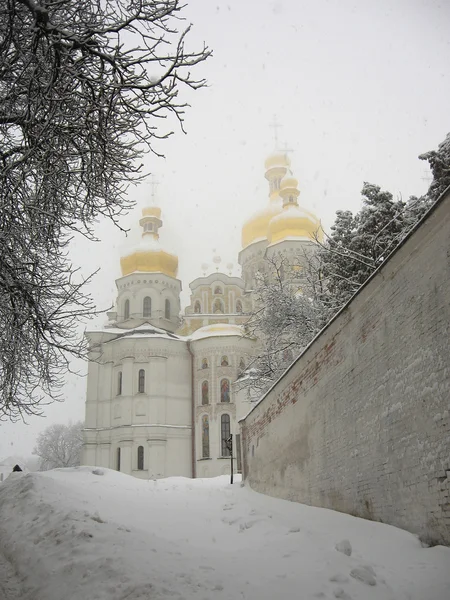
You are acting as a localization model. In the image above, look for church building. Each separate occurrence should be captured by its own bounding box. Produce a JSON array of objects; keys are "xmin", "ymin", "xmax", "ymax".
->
[{"xmin": 82, "ymin": 151, "xmax": 321, "ymax": 479}]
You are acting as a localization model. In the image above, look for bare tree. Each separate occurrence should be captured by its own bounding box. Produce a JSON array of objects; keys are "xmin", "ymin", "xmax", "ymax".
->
[
  {"xmin": 33, "ymin": 421, "xmax": 84, "ymax": 470},
  {"xmin": 241, "ymin": 253, "xmax": 330, "ymax": 395},
  {"xmin": 0, "ymin": 0, "xmax": 210, "ymax": 419}
]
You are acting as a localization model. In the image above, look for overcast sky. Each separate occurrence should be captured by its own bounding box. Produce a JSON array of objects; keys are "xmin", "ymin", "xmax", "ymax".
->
[{"xmin": 1, "ymin": 0, "xmax": 449, "ymax": 461}]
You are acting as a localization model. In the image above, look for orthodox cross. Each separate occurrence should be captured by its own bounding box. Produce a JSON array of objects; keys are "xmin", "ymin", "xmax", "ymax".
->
[
  {"xmin": 150, "ymin": 174, "xmax": 160, "ymax": 204},
  {"xmin": 281, "ymin": 141, "xmax": 294, "ymax": 155},
  {"xmin": 269, "ymin": 115, "xmax": 282, "ymax": 149}
]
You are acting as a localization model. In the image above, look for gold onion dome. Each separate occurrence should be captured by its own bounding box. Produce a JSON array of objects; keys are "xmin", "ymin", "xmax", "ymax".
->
[
  {"xmin": 241, "ymin": 152, "xmax": 291, "ymax": 248},
  {"xmin": 241, "ymin": 202, "xmax": 283, "ymax": 248},
  {"xmin": 268, "ymin": 177, "xmax": 322, "ymax": 245},
  {"xmin": 120, "ymin": 206, "xmax": 178, "ymax": 277},
  {"xmin": 264, "ymin": 152, "xmax": 291, "ymax": 171}
]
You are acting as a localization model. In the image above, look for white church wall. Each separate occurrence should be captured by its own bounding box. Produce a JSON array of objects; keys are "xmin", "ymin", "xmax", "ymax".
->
[
  {"xmin": 191, "ymin": 333, "xmax": 256, "ymax": 478},
  {"xmin": 114, "ymin": 273, "xmax": 182, "ymax": 331},
  {"xmin": 82, "ymin": 332, "xmax": 192, "ymax": 479}
]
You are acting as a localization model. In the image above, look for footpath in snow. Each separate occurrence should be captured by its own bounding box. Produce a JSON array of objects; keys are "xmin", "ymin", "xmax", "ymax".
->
[{"xmin": 0, "ymin": 467, "xmax": 449, "ymax": 600}]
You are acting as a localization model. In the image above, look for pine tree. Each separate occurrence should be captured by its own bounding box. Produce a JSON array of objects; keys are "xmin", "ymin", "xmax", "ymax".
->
[
  {"xmin": 419, "ymin": 132, "xmax": 450, "ymax": 203},
  {"xmin": 319, "ymin": 183, "xmax": 408, "ymax": 309}
]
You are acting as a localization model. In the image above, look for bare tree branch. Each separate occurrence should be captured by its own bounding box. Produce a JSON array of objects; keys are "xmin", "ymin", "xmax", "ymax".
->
[{"xmin": 0, "ymin": 0, "xmax": 210, "ymax": 419}]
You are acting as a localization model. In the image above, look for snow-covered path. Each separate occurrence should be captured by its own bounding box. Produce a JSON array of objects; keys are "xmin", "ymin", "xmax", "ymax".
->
[{"xmin": 0, "ymin": 468, "xmax": 449, "ymax": 600}]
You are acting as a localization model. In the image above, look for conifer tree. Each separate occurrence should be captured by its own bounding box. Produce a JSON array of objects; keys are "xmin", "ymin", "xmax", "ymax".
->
[{"xmin": 419, "ymin": 132, "xmax": 450, "ymax": 203}]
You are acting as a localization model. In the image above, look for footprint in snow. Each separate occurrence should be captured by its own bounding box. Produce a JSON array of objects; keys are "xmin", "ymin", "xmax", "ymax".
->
[
  {"xmin": 350, "ymin": 565, "xmax": 377, "ymax": 586},
  {"xmin": 238, "ymin": 520, "xmax": 259, "ymax": 532},
  {"xmin": 335, "ymin": 539, "xmax": 352, "ymax": 556},
  {"xmin": 333, "ymin": 588, "xmax": 353, "ymax": 599},
  {"xmin": 288, "ymin": 526, "xmax": 301, "ymax": 534},
  {"xmin": 329, "ymin": 574, "xmax": 349, "ymax": 584}
]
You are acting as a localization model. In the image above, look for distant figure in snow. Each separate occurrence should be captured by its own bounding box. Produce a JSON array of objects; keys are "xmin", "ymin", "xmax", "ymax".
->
[{"xmin": 12, "ymin": 464, "xmax": 22, "ymax": 472}]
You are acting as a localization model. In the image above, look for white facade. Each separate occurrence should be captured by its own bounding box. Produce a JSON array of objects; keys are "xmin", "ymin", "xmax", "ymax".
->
[
  {"xmin": 83, "ymin": 327, "xmax": 193, "ymax": 478},
  {"xmin": 189, "ymin": 325, "xmax": 256, "ymax": 478},
  {"xmin": 82, "ymin": 151, "xmax": 322, "ymax": 480}
]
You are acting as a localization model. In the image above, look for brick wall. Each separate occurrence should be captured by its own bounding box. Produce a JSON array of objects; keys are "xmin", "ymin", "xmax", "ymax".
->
[{"xmin": 240, "ymin": 191, "xmax": 450, "ymax": 546}]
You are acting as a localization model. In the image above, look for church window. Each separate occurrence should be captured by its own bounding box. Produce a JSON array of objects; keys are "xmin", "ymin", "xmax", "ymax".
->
[
  {"xmin": 221, "ymin": 356, "xmax": 229, "ymax": 367},
  {"xmin": 201, "ymin": 358, "xmax": 208, "ymax": 369},
  {"xmin": 220, "ymin": 378, "xmax": 230, "ymax": 403},
  {"xmin": 213, "ymin": 299, "xmax": 224, "ymax": 314},
  {"xmin": 236, "ymin": 300, "xmax": 242, "ymax": 313},
  {"xmin": 165, "ymin": 299, "xmax": 170, "ymax": 319},
  {"xmin": 194, "ymin": 301, "xmax": 201, "ymax": 314},
  {"xmin": 138, "ymin": 369, "xmax": 145, "ymax": 393},
  {"xmin": 124, "ymin": 299, "xmax": 130, "ymax": 320},
  {"xmin": 221, "ymin": 414, "xmax": 231, "ymax": 457},
  {"xmin": 117, "ymin": 447, "xmax": 121, "ymax": 471},
  {"xmin": 239, "ymin": 358, "xmax": 245, "ymax": 372},
  {"xmin": 117, "ymin": 371, "xmax": 122, "ymax": 395},
  {"xmin": 214, "ymin": 286, "xmax": 223, "ymax": 295},
  {"xmin": 201, "ymin": 381, "xmax": 209, "ymax": 405},
  {"xmin": 137, "ymin": 446, "xmax": 144, "ymax": 470},
  {"xmin": 143, "ymin": 296, "xmax": 152, "ymax": 317},
  {"xmin": 202, "ymin": 415, "xmax": 210, "ymax": 458}
]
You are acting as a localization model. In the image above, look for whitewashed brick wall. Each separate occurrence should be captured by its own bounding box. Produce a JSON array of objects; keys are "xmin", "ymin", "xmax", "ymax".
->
[{"xmin": 240, "ymin": 191, "xmax": 450, "ymax": 546}]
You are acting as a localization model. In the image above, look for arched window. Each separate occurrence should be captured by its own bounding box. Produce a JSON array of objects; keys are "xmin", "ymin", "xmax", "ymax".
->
[
  {"xmin": 201, "ymin": 381, "xmax": 209, "ymax": 405},
  {"xmin": 143, "ymin": 296, "xmax": 152, "ymax": 317},
  {"xmin": 201, "ymin": 358, "xmax": 208, "ymax": 369},
  {"xmin": 124, "ymin": 299, "xmax": 130, "ymax": 320},
  {"xmin": 220, "ymin": 378, "xmax": 230, "ymax": 403},
  {"xmin": 116, "ymin": 447, "xmax": 121, "ymax": 471},
  {"xmin": 194, "ymin": 301, "xmax": 201, "ymax": 314},
  {"xmin": 221, "ymin": 355, "xmax": 229, "ymax": 367},
  {"xmin": 165, "ymin": 299, "xmax": 170, "ymax": 319},
  {"xmin": 202, "ymin": 415, "xmax": 210, "ymax": 458},
  {"xmin": 221, "ymin": 414, "xmax": 231, "ymax": 457},
  {"xmin": 117, "ymin": 371, "xmax": 122, "ymax": 395},
  {"xmin": 239, "ymin": 358, "xmax": 245, "ymax": 372},
  {"xmin": 236, "ymin": 299, "xmax": 243, "ymax": 313},
  {"xmin": 213, "ymin": 299, "xmax": 224, "ymax": 314},
  {"xmin": 214, "ymin": 286, "xmax": 223, "ymax": 295},
  {"xmin": 138, "ymin": 369, "xmax": 145, "ymax": 393},
  {"xmin": 137, "ymin": 446, "xmax": 144, "ymax": 470}
]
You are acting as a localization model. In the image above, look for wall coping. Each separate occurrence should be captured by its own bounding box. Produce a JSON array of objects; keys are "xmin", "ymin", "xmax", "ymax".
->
[{"xmin": 240, "ymin": 185, "xmax": 450, "ymax": 422}]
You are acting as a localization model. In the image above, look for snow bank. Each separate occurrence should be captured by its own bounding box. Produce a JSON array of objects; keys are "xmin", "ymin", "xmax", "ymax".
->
[{"xmin": 0, "ymin": 467, "xmax": 448, "ymax": 600}]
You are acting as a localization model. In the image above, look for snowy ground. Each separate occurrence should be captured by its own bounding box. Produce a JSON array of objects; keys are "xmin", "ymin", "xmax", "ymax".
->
[{"xmin": 0, "ymin": 468, "xmax": 449, "ymax": 600}]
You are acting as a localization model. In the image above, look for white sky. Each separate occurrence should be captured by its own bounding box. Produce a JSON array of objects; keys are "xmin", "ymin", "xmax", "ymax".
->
[{"xmin": 1, "ymin": 0, "xmax": 449, "ymax": 460}]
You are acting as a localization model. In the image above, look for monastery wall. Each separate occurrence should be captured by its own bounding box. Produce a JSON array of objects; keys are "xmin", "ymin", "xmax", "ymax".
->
[{"xmin": 240, "ymin": 191, "xmax": 450, "ymax": 546}]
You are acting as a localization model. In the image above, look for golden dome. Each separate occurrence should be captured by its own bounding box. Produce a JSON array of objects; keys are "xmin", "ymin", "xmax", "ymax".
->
[
  {"xmin": 241, "ymin": 200, "xmax": 283, "ymax": 248},
  {"xmin": 120, "ymin": 248, "xmax": 178, "ymax": 277},
  {"xmin": 241, "ymin": 152, "xmax": 291, "ymax": 249},
  {"xmin": 280, "ymin": 176, "xmax": 299, "ymax": 191},
  {"xmin": 268, "ymin": 205, "xmax": 322, "ymax": 244},
  {"xmin": 267, "ymin": 174, "xmax": 322, "ymax": 244},
  {"xmin": 264, "ymin": 153, "xmax": 291, "ymax": 171},
  {"xmin": 142, "ymin": 206, "xmax": 161, "ymax": 218},
  {"xmin": 120, "ymin": 206, "xmax": 178, "ymax": 277}
]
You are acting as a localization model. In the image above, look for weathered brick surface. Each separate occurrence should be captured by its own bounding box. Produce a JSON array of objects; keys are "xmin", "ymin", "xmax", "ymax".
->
[{"xmin": 241, "ymin": 192, "xmax": 450, "ymax": 546}]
